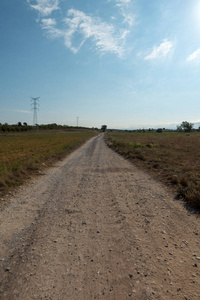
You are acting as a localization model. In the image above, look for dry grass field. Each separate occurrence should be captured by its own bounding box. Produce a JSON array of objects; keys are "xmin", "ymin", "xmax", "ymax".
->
[
  {"xmin": 0, "ymin": 130, "xmax": 97, "ymax": 195},
  {"xmin": 105, "ymin": 131, "xmax": 200, "ymax": 209}
]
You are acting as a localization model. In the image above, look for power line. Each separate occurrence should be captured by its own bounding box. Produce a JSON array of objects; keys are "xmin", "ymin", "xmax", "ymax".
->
[{"xmin": 31, "ymin": 97, "xmax": 40, "ymax": 128}]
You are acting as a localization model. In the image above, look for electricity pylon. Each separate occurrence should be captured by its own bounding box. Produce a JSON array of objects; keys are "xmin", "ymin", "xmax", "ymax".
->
[{"xmin": 31, "ymin": 97, "xmax": 40, "ymax": 129}]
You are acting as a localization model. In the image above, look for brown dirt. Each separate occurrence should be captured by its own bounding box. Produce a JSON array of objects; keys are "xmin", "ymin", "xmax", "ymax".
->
[{"xmin": 0, "ymin": 134, "xmax": 199, "ymax": 299}]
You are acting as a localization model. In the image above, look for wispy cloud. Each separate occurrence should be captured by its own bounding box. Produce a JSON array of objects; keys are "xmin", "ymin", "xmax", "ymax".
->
[
  {"xmin": 144, "ymin": 39, "xmax": 173, "ymax": 60},
  {"xmin": 27, "ymin": 1, "xmax": 132, "ymax": 56},
  {"xmin": 122, "ymin": 12, "xmax": 135, "ymax": 27},
  {"xmin": 187, "ymin": 49, "xmax": 200, "ymax": 62},
  {"xmin": 41, "ymin": 18, "xmax": 56, "ymax": 27},
  {"xmin": 41, "ymin": 18, "xmax": 63, "ymax": 38},
  {"xmin": 63, "ymin": 9, "xmax": 127, "ymax": 56},
  {"xmin": 27, "ymin": 0, "xmax": 60, "ymax": 16},
  {"xmin": 109, "ymin": 0, "xmax": 135, "ymax": 27},
  {"xmin": 38, "ymin": 10, "xmax": 128, "ymax": 56},
  {"xmin": 111, "ymin": 0, "xmax": 131, "ymax": 7}
]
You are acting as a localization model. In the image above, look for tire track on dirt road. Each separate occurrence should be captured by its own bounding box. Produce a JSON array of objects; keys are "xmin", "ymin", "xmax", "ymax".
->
[{"xmin": 0, "ymin": 133, "xmax": 200, "ymax": 299}]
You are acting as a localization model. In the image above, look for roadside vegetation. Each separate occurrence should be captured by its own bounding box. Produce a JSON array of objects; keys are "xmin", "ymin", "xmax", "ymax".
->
[
  {"xmin": 0, "ymin": 128, "xmax": 97, "ymax": 197},
  {"xmin": 105, "ymin": 130, "xmax": 200, "ymax": 209},
  {"xmin": 0, "ymin": 122, "xmax": 98, "ymax": 133}
]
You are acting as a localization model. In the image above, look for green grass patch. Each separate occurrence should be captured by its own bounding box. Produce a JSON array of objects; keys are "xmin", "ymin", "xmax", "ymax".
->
[{"xmin": 0, "ymin": 129, "xmax": 97, "ymax": 195}]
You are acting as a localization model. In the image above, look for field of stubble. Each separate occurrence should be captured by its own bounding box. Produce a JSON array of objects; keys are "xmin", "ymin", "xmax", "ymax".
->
[{"xmin": 106, "ymin": 131, "xmax": 200, "ymax": 209}]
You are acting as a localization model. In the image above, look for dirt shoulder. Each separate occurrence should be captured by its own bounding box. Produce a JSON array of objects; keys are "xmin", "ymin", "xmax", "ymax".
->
[{"xmin": 0, "ymin": 134, "xmax": 199, "ymax": 299}]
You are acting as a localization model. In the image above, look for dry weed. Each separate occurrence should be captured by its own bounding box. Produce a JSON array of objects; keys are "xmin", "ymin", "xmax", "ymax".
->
[{"xmin": 106, "ymin": 132, "xmax": 200, "ymax": 209}]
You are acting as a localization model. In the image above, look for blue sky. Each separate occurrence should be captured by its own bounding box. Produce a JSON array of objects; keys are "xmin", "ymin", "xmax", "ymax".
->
[{"xmin": 1, "ymin": 0, "xmax": 200, "ymax": 129}]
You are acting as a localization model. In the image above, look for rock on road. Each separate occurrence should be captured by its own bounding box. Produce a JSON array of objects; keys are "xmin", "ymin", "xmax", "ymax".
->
[{"xmin": 0, "ymin": 134, "xmax": 200, "ymax": 299}]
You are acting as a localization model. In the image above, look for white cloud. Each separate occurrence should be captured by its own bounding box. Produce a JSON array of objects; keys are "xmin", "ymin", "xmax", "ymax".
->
[
  {"xmin": 41, "ymin": 18, "xmax": 56, "ymax": 27},
  {"xmin": 110, "ymin": 0, "xmax": 131, "ymax": 7},
  {"xmin": 41, "ymin": 18, "xmax": 62, "ymax": 39},
  {"xmin": 109, "ymin": 0, "xmax": 134, "ymax": 26},
  {"xmin": 40, "ymin": 9, "xmax": 127, "ymax": 56},
  {"xmin": 27, "ymin": 0, "xmax": 60, "ymax": 16},
  {"xmin": 187, "ymin": 49, "xmax": 200, "ymax": 62},
  {"xmin": 28, "ymin": 2, "xmax": 132, "ymax": 56},
  {"xmin": 64, "ymin": 9, "xmax": 127, "ymax": 56},
  {"xmin": 145, "ymin": 39, "xmax": 173, "ymax": 60},
  {"xmin": 123, "ymin": 12, "xmax": 135, "ymax": 26}
]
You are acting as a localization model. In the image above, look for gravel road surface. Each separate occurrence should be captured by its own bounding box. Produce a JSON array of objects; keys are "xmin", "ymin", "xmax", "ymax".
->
[{"xmin": 0, "ymin": 133, "xmax": 200, "ymax": 299}]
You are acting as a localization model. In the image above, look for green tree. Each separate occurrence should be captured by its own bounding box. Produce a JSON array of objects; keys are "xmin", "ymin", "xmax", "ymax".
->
[
  {"xmin": 177, "ymin": 121, "xmax": 194, "ymax": 132},
  {"xmin": 101, "ymin": 125, "xmax": 107, "ymax": 132}
]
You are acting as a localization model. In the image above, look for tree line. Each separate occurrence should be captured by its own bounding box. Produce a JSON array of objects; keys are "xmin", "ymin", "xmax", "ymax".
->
[
  {"xmin": 0, "ymin": 121, "xmax": 198, "ymax": 133},
  {"xmin": 0, "ymin": 123, "xmax": 99, "ymax": 132}
]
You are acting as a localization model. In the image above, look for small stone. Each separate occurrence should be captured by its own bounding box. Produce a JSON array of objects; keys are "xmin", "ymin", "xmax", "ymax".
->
[
  {"xmin": 129, "ymin": 274, "xmax": 133, "ymax": 278},
  {"xmin": 193, "ymin": 264, "xmax": 197, "ymax": 267}
]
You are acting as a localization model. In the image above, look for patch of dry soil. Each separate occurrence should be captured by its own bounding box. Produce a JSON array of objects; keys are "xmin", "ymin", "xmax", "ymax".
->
[{"xmin": 0, "ymin": 134, "xmax": 200, "ymax": 299}]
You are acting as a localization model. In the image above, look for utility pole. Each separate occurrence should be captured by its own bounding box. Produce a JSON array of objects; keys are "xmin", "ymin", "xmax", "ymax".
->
[
  {"xmin": 31, "ymin": 97, "xmax": 40, "ymax": 129},
  {"xmin": 77, "ymin": 117, "xmax": 79, "ymax": 127}
]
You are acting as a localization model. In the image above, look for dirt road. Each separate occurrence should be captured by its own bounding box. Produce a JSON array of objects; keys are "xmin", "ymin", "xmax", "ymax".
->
[{"xmin": 0, "ymin": 134, "xmax": 200, "ymax": 299}]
